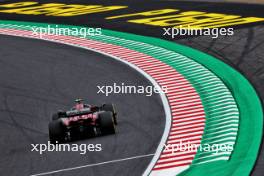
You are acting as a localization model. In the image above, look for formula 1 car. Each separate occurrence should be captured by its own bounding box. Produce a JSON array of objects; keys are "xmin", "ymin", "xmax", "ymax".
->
[{"xmin": 48, "ymin": 99, "xmax": 117, "ymax": 143}]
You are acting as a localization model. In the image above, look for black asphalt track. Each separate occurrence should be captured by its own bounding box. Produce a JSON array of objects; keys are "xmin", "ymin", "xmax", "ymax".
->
[
  {"xmin": 0, "ymin": 0, "xmax": 264, "ymax": 39},
  {"xmin": 0, "ymin": 34, "xmax": 165, "ymax": 176},
  {"xmin": 0, "ymin": 0, "xmax": 263, "ymax": 176}
]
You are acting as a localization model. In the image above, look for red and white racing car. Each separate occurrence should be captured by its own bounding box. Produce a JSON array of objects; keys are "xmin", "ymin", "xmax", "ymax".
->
[{"xmin": 48, "ymin": 99, "xmax": 117, "ymax": 143}]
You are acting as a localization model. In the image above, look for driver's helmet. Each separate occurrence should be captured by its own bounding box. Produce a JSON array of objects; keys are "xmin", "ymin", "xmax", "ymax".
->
[
  {"xmin": 74, "ymin": 98, "xmax": 84, "ymax": 110},
  {"xmin": 74, "ymin": 98, "xmax": 83, "ymax": 104}
]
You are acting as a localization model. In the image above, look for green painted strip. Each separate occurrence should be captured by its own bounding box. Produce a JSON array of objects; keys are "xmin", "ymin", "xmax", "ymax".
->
[{"xmin": 0, "ymin": 20, "xmax": 262, "ymax": 176}]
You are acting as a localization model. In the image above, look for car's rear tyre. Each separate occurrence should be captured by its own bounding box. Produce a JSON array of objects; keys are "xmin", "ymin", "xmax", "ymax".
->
[
  {"xmin": 52, "ymin": 111, "xmax": 66, "ymax": 121},
  {"xmin": 49, "ymin": 120, "xmax": 65, "ymax": 143},
  {"xmin": 99, "ymin": 111, "xmax": 116, "ymax": 135},
  {"xmin": 102, "ymin": 104, "xmax": 117, "ymax": 125},
  {"xmin": 52, "ymin": 113, "xmax": 59, "ymax": 121}
]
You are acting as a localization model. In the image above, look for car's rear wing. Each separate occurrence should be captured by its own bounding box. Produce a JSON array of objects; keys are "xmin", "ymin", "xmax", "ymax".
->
[{"xmin": 65, "ymin": 108, "xmax": 92, "ymax": 117}]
